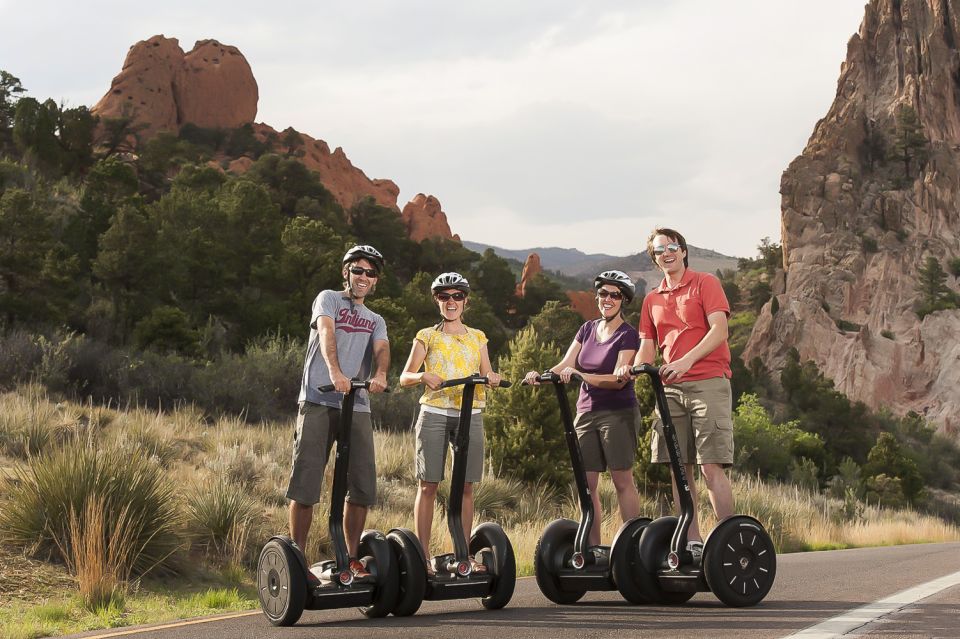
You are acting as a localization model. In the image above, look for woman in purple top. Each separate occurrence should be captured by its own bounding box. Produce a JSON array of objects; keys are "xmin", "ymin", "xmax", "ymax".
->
[{"xmin": 524, "ymin": 270, "xmax": 642, "ymax": 547}]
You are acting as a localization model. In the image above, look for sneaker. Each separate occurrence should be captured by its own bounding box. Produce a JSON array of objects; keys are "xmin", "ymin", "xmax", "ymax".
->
[
  {"xmin": 349, "ymin": 558, "xmax": 373, "ymax": 581},
  {"xmin": 590, "ymin": 546, "xmax": 610, "ymax": 567},
  {"xmin": 686, "ymin": 541, "xmax": 704, "ymax": 564}
]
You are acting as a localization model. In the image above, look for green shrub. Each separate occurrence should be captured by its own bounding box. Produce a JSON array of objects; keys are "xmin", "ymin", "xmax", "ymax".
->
[
  {"xmin": 949, "ymin": 257, "xmax": 960, "ymax": 278},
  {"xmin": 835, "ymin": 319, "xmax": 861, "ymax": 332},
  {"xmin": 881, "ymin": 329, "xmax": 895, "ymax": 340},
  {"xmin": 185, "ymin": 476, "xmax": 262, "ymax": 562},
  {"xmin": 861, "ymin": 236, "xmax": 879, "ymax": 253},
  {"xmin": 0, "ymin": 441, "xmax": 181, "ymax": 575},
  {"xmin": 733, "ymin": 394, "xmax": 825, "ymax": 480}
]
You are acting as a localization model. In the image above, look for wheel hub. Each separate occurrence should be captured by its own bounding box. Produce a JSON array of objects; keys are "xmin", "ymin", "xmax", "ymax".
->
[{"xmin": 268, "ymin": 569, "xmax": 281, "ymax": 597}]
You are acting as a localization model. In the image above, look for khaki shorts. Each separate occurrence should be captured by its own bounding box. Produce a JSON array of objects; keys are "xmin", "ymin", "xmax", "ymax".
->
[
  {"xmin": 573, "ymin": 407, "xmax": 640, "ymax": 472},
  {"xmin": 651, "ymin": 376, "xmax": 733, "ymax": 466},
  {"xmin": 286, "ymin": 402, "xmax": 377, "ymax": 507},
  {"xmin": 415, "ymin": 410, "xmax": 484, "ymax": 483}
]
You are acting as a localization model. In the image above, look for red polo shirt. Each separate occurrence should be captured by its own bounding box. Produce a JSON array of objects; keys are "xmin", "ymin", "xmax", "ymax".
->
[{"xmin": 639, "ymin": 268, "xmax": 731, "ymax": 381}]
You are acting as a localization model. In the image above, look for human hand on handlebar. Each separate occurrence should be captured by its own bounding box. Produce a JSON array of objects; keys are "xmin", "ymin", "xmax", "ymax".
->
[
  {"xmin": 660, "ymin": 357, "xmax": 692, "ymax": 383},
  {"xmin": 523, "ymin": 370, "xmax": 540, "ymax": 385},
  {"xmin": 369, "ymin": 373, "xmax": 388, "ymax": 394},
  {"xmin": 613, "ymin": 364, "xmax": 634, "ymax": 380},
  {"xmin": 486, "ymin": 371, "xmax": 502, "ymax": 388},
  {"xmin": 558, "ymin": 366, "xmax": 579, "ymax": 384},
  {"xmin": 422, "ymin": 372, "xmax": 444, "ymax": 391},
  {"xmin": 330, "ymin": 371, "xmax": 351, "ymax": 393}
]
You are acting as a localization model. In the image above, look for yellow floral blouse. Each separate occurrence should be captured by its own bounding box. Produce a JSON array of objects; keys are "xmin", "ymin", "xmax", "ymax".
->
[{"xmin": 416, "ymin": 326, "xmax": 488, "ymax": 409}]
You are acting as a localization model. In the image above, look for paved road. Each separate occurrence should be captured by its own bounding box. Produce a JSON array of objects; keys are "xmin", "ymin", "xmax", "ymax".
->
[{"xmin": 66, "ymin": 542, "xmax": 960, "ymax": 639}]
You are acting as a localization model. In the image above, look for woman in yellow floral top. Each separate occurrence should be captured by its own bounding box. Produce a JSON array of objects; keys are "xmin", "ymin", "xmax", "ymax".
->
[{"xmin": 399, "ymin": 272, "xmax": 502, "ymax": 574}]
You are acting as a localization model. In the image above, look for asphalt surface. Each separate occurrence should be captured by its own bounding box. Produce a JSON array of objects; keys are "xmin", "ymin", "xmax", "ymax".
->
[{"xmin": 65, "ymin": 542, "xmax": 960, "ymax": 639}]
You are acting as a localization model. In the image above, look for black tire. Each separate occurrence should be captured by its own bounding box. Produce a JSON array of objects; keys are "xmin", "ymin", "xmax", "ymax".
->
[
  {"xmin": 471, "ymin": 522, "xmax": 516, "ymax": 610},
  {"xmin": 609, "ymin": 516, "xmax": 654, "ymax": 604},
  {"xmin": 534, "ymin": 518, "xmax": 587, "ymax": 604},
  {"xmin": 703, "ymin": 516, "xmax": 777, "ymax": 607},
  {"xmin": 358, "ymin": 530, "xmax": 399, "ymax": 618},
  {"xmin": 387, "ymin": 528, "xmax": 426, "ymax": 616},
  {"xmin": 636, "ymin": 517, "xmax": 696, "ymax": 605},
  {"xmin": 257, "ymin": 538, "xmax": 307, "ymax": 626}
]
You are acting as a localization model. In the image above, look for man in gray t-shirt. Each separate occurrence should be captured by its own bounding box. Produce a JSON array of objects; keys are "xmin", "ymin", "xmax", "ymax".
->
[{"xmin": 286, "ymin": 245, "xmax": 389, "ymax": 580}]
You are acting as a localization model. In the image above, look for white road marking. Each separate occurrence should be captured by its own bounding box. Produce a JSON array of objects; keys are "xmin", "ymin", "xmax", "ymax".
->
[{"xmin": 783, "ymin": 569, "xmax": 960, "ymax": 638}]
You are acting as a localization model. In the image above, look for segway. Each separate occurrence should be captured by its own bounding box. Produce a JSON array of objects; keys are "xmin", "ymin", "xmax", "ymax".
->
[
  {"xmin": 257, "ymin": 380, "xmax": 418, "ymax": 625},
  {"xmin": 524, "ymin": 371, "xmax": 654, "ymax": 604},
  {"xmin": 628, "ymin": 364, "xmax": 777, "ymax": 607},
  {"xmin": 388, "ymin": 374, "xmax": 516, "ymax": 615}
]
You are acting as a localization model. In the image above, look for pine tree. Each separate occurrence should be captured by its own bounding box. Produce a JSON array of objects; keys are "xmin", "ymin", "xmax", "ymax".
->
[
  {"xmin": 890, "ymin": 104, "xmax": 929, "ymax": 180},
  {"xmin": 915, "ymin": 256, "xmax": 957, "ymax": 318}
]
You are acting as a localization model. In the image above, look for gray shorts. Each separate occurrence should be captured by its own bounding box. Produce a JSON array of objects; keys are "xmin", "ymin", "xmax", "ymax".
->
[
  {"xmin": 285, "ymin": 402, "xmax": 377, "ymax": 507},
  {"xmin": 574, "ymin": 407, "xmax": 640, "ymax": 472},
  {"xmin": 651, "ymin": 376, "xmax": 734, "ymax": 466},
  {"xmin": 415, "ymin": 410, "xmax": 484, "ymax": 483}
]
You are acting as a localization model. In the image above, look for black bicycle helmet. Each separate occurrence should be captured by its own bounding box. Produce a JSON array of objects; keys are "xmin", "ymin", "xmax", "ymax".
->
[
  {"xmin": 431, "ymin": 272, "xmax": 471, "ymax": 294},
  {"xmin": 342, "ymin": 244, "xmax": 385, "ymax": 272},
  {"xmin": 594, "ymin": 270, "xmax": 636, "ymax": 303}
]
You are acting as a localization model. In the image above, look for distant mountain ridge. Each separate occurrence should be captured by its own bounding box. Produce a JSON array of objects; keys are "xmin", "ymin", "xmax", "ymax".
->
[{"xmin": 463, "ymin": 240, "xmax": 739, "ymax": 286}]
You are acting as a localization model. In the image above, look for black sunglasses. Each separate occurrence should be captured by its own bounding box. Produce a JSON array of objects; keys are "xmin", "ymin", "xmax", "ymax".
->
[
  {"xmin": 435, "ymin": 292, "xmax": 467, "ymax": 302},
  {"xmin": 349, "ymin": 266, "xmax": 379, "ymax": 278},
  {"xmin": 597, "ymin": 289, "xmax": 623, "ymax": 300},
  {"xmin": 652, "ymin": 243, "xmax": 681, "ymax": 256}
]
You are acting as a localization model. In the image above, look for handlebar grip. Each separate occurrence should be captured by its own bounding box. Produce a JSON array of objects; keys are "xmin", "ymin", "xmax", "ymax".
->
[
  {"xmin": 631, "ymin": 364, "xmax": 660, "ymax": 376},
  {"xmin": 318, "ymin": 384, "xmax": 335, "ymax": 393},
  {"xmin": 497, "ymin": 380, "xmax": 512, "ymax": 388}
]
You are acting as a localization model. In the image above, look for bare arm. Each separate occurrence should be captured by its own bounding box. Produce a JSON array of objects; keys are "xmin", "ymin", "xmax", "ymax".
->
[
  {"xmin": 660, "ymin": 311, "xmax": 729, "ymax": 382},
  {"xmin": 318, "ymin": 315, "xmax": 349, "ymax": 392},
  {"xmin": 581, "ymin": 348, "xmax": 637, "ymax": 389},
  {"xmin": 523, "ymin": 339, "xmax": 582, "ymax": 385},
  {"xmin": 616, "ymin": 339, "xmax": 656, "ymax": 379},
  {"xmin": 399, "ymin": 339, "xmax": 443, "ymax": 390},
  {"xmin": 369, "ymin": 339, "xmax": 390, "ymax": 393},
  {"xmin": 479, "ymin": 344, "xmax": 502, "ymax": 387}
]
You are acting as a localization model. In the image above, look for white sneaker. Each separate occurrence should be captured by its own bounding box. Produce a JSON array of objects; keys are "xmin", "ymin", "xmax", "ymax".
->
[{"xmin": 686, "ymin": 541, "xmax": 704, "ymax": 564}]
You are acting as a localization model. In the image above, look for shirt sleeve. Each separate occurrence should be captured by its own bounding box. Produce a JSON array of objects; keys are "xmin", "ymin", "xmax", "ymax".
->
[
  {"xmin": 699, "ymin": 273, "xmax": 731, "ymax": 316},
  {"xmin": 638, "ymin": 294, "xmax": 657, "ymax": 340},
  {"xmin": 574, "ymin": 321, "xmax": 592, "ymax": 344},
  {"xmin": 373, "ymin": 312, "xmax": 388, "ymax": 342},
  {"xmin": 471, "ymin": 328, "xmax": 488, "ymax": 347},
  {"xmin": 415, "ymin": 327, "xmax": 432, "ymax": 346},
  {"xmin": 311, "ymin": 290, "xmax": 338, "ymax": 328}
]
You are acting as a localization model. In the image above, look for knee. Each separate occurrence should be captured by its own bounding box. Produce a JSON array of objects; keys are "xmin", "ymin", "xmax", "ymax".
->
[
  {"xmin": 699, "ymin": 464, "xmax": 726, "ymax": 486},
  {"xmin": 418, "ymin": 482, "xmax": 439, "ymax": 499},
  {"xmin": 610, "ymin": 471, "xmax": 636, "ymax": 492},
  {"xmin": 462, "ymin": 482, "xmax": 474, "ymax": 498}
]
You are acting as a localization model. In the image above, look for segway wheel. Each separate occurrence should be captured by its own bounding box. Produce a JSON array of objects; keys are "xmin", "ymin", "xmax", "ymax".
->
[
  {"xmin": 358, "ymin": 530, "xmax": 400, "ymax": 618},
  {"xmin": 387, "ymin": 528, "xmax": 427, "ymax": 616},
  {"xmin": 534, "ymin": 518, "xmax": 587, "ymax": 604},
  {"xmin": 703, "ymin": 516, "xmax": 777, "ymax": 607},
  {"xmin": 257, "ymin": 538, "xmax": 307, "ymax": 626},
  {"xmin": 609, "ymin": 516, "xmax": 654, "ymax": 604},
  {"xmin": 471, "ymin": 522, "xmax": 516, "ymax": 610},
  {"xmin": 636, "ymin": 517, "xmax": 696, "ymax": 605}
]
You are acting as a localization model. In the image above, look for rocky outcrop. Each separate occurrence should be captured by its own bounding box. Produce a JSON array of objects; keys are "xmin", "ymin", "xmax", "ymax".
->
[
  {"xmin": 516, "ymin": 253, "xmax": 543, "ymax": 298},
  {"xmin": 566, "ymin": 290, "xmax": 597, "ymax": 320},
  {"xmin": 744, "ymin": 0, "xmax": 960, "ymax": 434},
  {"xmin": 401, "ymin": 194, "xmax": 458, "ymax": 242},
  {"xmin": 92, "ymin": 35, "xmax": 257, "ymax": 137}
]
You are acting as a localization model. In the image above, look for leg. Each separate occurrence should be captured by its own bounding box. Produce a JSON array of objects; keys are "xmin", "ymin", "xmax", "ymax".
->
[
  {"xmin": 609, "ymin": 468, "xmax": 640, "ymax": 523},
  {"xmin": 700, "ymin": 463, "xmax": 734, "ymax": 521},
  {"xmin": 415, "ymin": 481, "xmax": 439, "ymax": 557},
  {"xmin": 586, "ymin": 471, "xmax": 602, "ymax": 546},
  {"xmin": 343, "ymin": 501, "xmax": 368, "ymax": 558},
  {"xmin": 462, "ymin": 481, "xmax": 475, "ymax": 544},
  {"xmin": 674, "ymin": 464, "xmax": 702, "ymax": 542},
  {"xmin": 289, "ymin": 500, "xmax": 313, "ymax": 551}
]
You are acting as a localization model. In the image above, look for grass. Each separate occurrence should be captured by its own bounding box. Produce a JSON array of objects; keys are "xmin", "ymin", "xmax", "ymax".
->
[{"xmin": 0, "ymin": 387, "xmax": 959, "ymax": 636}]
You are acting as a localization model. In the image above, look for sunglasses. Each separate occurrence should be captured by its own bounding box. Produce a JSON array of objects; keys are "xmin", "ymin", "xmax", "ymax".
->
[
  {"xmin": 349, "ymin": 266, "xmax": 379, "ymax": 278},
  {"xmin": 435, "ymin": 292, "xmax": 467, "ymax": 302},
  {"xmin": 597, "ymin": 289, "xmax": 623, "ymax": 300},
  {"xmin": 652, "ymin": 243, "xmax": 682, "ymax": 256}
]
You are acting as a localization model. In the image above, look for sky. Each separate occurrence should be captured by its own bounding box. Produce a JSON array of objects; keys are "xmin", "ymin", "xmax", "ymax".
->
[{"xmin": 0, "ymin": 0, "xmax": 868, "ymax": 258}]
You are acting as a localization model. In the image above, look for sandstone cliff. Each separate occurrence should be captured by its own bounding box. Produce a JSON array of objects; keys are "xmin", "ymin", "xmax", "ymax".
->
[
  {"xmin": 516, "ymin": 253, "xmax": 543, "ymax": 298},
  {"xmin": 92, "ymin": 35, "xmax": 456, "ymax": 238},
  {"xmin": 744, "ymin": 0, "xmax": 960, "ymax": 434}
]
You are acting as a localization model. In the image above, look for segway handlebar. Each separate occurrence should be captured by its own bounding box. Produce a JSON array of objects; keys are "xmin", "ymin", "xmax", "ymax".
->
[
  {"xmin": 317, "ymin": 379, "xmax": 391, "ymax": 393},
  {"xmin": 522, "ymin": 371, "xmax": 584, "ymax": 385},
  {"xmin": 630, "ymin": 364, "xmax": 660, "ymax": 378},
  {"xmin": 437, "ymin": 374, "xmax": 512, "ymax": 389}
]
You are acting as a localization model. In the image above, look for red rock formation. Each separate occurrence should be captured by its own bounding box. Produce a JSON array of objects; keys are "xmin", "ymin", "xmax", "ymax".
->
[
  {"xmin": 92, "ymin": 35, "xmax": 257, "ymax": 137},
  {"xmin": 566, "ymin": 290, "xmax": 597, "ymax": 321},
  {"xmin": 516, "ymin": 253, "xmax": 543, "ymax": 298},
  {"xmin": 744, "ymin": 0, "xmax": 960, "ymax": 431},
  {"xmin": 401, "ymin": 194, "xmax": 458, "ymax": 242}
]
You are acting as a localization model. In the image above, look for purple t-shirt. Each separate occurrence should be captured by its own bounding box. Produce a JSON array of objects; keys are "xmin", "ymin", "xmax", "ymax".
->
[{"xmin": 574, "ymin": 320, "xmax": 640, "ymax": 413}]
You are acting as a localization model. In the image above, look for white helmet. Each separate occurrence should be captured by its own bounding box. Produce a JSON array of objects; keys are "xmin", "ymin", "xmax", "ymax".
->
[
  {"xmin": 342, "ymin": 244, "xmax": 384, "ymax": 272},
  {"xmin": 431, "ymin": 272, "xmax": 470, "ymax": 294},
  {"xmin": 594, "ymin": 270, "xmax": 635, "ymax": 302}
]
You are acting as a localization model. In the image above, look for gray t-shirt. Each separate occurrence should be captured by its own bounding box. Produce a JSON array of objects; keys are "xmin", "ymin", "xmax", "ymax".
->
[{"xmin": 298, "ymin": 290, "xmax": 389, "ymax": 412}]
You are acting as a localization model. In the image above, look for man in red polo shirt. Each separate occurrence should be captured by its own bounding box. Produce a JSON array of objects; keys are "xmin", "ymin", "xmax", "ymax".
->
[{"xmin": 617, "ymin": 227, "xmax": 734, "ymax": 563}]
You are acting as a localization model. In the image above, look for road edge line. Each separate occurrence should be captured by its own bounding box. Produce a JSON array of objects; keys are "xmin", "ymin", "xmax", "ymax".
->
[{"xmin": 782, "ymin": 568, "xmax": 960, "ymax": 638}]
